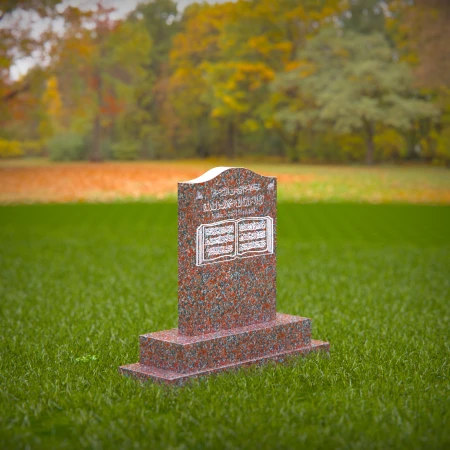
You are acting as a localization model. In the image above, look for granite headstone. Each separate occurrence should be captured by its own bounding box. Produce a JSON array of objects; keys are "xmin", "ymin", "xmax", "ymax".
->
[{"xmin": 120, "ymin": 167, "xmax": 329, "ymax": 384}]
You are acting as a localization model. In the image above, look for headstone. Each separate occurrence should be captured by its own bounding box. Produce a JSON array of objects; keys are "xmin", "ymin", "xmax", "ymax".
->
[{"xmin": 119, "ymin": 167, "xmax": 329, "ymax": 384}]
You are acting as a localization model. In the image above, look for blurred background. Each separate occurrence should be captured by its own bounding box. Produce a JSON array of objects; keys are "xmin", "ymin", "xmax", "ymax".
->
[
  {"xmin": 1, "ymin": 0, "xmax": 449, "ymax": 164},
  {"xmin": 1, "ymin": 0, "xmax": 449, "ymax": 204}
]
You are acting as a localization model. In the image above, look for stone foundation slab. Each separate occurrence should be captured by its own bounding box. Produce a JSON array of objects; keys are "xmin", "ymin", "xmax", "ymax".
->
[
  {"xmin": 119, "ymin": 312, "xmax": 329, "ymax": 385},
  {"xmin": 119, "ymin": 340, "xmax": 329, "ymax": 385},
  {"xmin": 139, "ymin": 313, "xmax": 312, "ymax": 373}
]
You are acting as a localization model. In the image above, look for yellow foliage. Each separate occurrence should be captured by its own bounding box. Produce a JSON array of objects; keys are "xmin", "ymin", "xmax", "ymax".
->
[
  {"xmin": 286, "ymin": 6, "xmax": 307, "ymax": 21},
  {"xmin": 295, "ymin": 60, "xmax": 316, "ymax": 78},
  {"xmin": 247, "ymin": 36, "xmax": 272, "ymax": 57},
  {"xmin": 336, "ymin": 134, "xmax": 365, "ymax": 159},
  {"xmin": 41, "ymin": 76, "xmax": 63, "ymax": 138},
  {"xmin": 170, "ymin": 3, "xmax": 233, "ymax": 64},
  {"xmin": 285, "ymin": 61, "xmax": 301, "ymax": 72},
  {"xmin": 435, "ymin": 127, "xmax": 450, "ymax": 161},
  {"xmin": 0, "ymin": 140, "xmax": 24, "ymax": 158},
  {"xmin": 264, "ymin": 119, "xmax": 277, "ymax": 129},
  {"xmin": 0, "ymin": 140, "xmax": 45, "ymax": 158},
  {"xmin": 240, "ymin": 119, "xmax": 260, "ymax": 133},
  {"xmin": 274, "ymin": 41, "xmax": 292, "ymax": 55},
  {"xmin": 222, "ymin": 94, "xmax": 247, "ymax": 113},
  {"xmin": 374, "ymin": 128, "xmax": 405, "ymax": 159},
  {"xmin": 211, "ymin": 107, "xmax": 226, "ymax": 118},
  {"xmin": 247, "ymin": 36, "xmax": 292, "ymax": 61},
  {"xmin": 43, "ymin": 76, "xmax": 63, "ymax": 119}
]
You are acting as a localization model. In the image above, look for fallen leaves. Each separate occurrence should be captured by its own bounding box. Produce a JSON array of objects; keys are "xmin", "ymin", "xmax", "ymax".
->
[{"xmin": 0, "ymin": 162, "xmax": 448, "ymax": 204}]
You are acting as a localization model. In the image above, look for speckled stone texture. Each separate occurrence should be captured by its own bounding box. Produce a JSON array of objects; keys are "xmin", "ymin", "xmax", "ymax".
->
[
  {"xmin": 120, "ymin": 340, "xmax": 329, "ymax": 386},
  {"xmin": 139, "ymin": 314, "xmax": 311, "ymax": 374},
  {"xmin": 178, "ymin": 167, "xmax": 277, "ymax": 335},
  {"xmin": 119, "ymin": 167, "xmax": 329, "ymax": 384}
]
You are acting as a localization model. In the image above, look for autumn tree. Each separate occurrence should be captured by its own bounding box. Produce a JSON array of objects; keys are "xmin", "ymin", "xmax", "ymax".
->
[
  {"xmin": 48, "ymin": 4, "xmax": 152, "ymax": 160},
  {"xmin": 0, "ymin": 0, "xmax": 61, "ymax": 92},
  {"xmin": 1, "ymin": 0, "xmax": 446, "ymax": 164},
  {"xmin": 169, "ymin": 0, "xmax": 343, "ymax": 158},
  {"xmin": 0, "ymin": 0, "xmax": 62, "ymax": 140},
  {"xmin": 127, "ymin": 0, "xmax": 179, "ymax": 158},
  {"xmin": 215, "ymin": 0, "xmax": 343, "ymax": 158},
  {"xmin": 389, "ymin": 0, "xmax": 450, "ymax": 163},
  {"xmin": 169, "ymin": 2, "xmax": 236, "ymax": 157},
  {"xmin": 274, "ymin": 28, "xmax": 437, "ymax": 164}
]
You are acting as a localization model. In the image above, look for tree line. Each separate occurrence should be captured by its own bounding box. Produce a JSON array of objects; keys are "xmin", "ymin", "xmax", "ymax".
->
[{"xmin": 1, "ymin": 0, "xmax": 449, "ymax": 165}]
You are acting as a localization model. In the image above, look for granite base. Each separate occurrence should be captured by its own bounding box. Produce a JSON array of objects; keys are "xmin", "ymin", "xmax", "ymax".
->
[{"xmin": 119, "ymin": 313, "xmax": 329, "ymax": 385}]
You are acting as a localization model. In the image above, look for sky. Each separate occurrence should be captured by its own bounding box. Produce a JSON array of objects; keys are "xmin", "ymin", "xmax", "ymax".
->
[{"xmin": 7, "ymin": 0, "xmax": 222, "ymax": 80}]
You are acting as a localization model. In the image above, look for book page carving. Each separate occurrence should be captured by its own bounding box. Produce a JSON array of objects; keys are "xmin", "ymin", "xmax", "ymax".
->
[{"xmin": 196, "ymin": 216, "xmax": 273, "ymax": 266}]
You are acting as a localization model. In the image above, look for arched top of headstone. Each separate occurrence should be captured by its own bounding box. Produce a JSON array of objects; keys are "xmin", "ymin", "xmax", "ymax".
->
[{"xmin": 181, "ymin": 166, "xmax": 274, "ymax": 185}]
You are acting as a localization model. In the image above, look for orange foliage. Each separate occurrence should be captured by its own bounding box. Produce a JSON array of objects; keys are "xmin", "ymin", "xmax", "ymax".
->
[
  {"xmin": 0, "ymin": 163, "xmax": 449, "ymax": 205},
  {"xmin": 101, "ymin": 93, "xmax": 124, "ymax": 116}
]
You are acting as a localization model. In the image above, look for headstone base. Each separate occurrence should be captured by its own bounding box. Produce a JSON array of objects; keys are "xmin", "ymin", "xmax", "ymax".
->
[{"xmin": 119, "ymin": 313, "xmax": 329, "ymax": 385}]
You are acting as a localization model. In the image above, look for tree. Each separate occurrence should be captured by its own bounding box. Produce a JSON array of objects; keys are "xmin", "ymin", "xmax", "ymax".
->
[
  {"xmin": 0, "ymin": 0, "xmax": 62, "ymax": 103},
  {"xmin": 0, "ymin": 0, "xmax": 60, "ymax": 19},
  {"xmin": 40, "ymin": 75, "xmax": 62, "ymax": 138},
  {"xmin": 0, "ymin": 0, "xmax": 61, "ymax": 140},
  {"xmin": 273, "ymin": 28, "xmax": 438, "ymax": 164},
  {"xmin": 49, "ymin": 5, "xmax": 152, "ymax": 160},
  {"xmin": 127, "ymin": 0, "xmax": 179, "ymax": 158},
  {"xmin": 130, "ymin": 0, "xmax": 178, "ymax": 75},
  {"xmin": 387, "ymin": 0, "xmax": 450, "ymax": 163},
  {"xmin": 224, "ymin": 0, "xmax": 343, "ymax": 158},
  {"xmin": 1, "ymin": 0, "xmax": 445, "ymax": 164},
  {"xmin": 203, "ymin": 61, "xmax": 275, "ymax": 158},
  {"xmin": 169, "ymin": 0, "xmax": 343, "ymax": 158},
  {"xmin": 169, "ymin": 2, "xmax": 236, "ymax": 157},
  {"xmin": 390, "ymin": 0, "xmax": 450, "ymax": 89}
]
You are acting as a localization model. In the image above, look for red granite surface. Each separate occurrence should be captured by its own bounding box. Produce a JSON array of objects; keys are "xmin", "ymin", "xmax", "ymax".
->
[
  {"xmin": 138, "ymin": 313, "xmax": 311, "ymax": 373},
  {"xmin": 178, "ymin": 168, "xmax": 277, "ymax": 336},
  {"xmin": 119, "ymin": 167, "xmax": 330, "ymax": 385},
  {"xmin": 119, "ymin": 340, "xmax": 329, "ymax": 385}
]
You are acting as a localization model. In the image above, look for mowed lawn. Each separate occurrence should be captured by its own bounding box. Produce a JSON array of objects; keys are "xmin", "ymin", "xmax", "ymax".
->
[{"xmin": 0, "ymin": 202, "xmax": 449, "ymax": 449}]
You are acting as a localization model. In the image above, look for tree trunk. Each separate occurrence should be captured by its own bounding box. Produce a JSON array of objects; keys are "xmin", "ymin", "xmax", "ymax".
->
[
  {"xmin": 91, "ymin": 113, "xmax": 102, "ymax": 162},
  {"xmin": 364, "ymin": 120, "xmax": 375, "ymax": 165},
  {"xmin": 2, "ymin": 82, "xmax": 30, "ymax": 102},
  {"xmin": 91, "ymin": 71, "xmax": 103, "ymax": 162},
  {"xmin": 273, "ymin": 124, "xmax": 300, "ymax": 161}
]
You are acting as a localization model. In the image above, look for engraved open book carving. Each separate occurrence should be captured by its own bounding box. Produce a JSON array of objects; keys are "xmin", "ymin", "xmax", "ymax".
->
[{"xmin": 196, "ymin": 216, "xmax": 274, "ymax": 266}]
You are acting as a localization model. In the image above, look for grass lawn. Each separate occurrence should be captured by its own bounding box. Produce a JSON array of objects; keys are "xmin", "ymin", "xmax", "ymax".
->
[{"xmin": 0, "ymin": 202, "xmax": 449, "ymax": 449}]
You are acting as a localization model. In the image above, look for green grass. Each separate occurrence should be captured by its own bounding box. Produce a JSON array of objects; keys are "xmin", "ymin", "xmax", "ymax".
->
[{"xmin": 0, "ymin": 202, "xmax": 449, "ymax": 449}]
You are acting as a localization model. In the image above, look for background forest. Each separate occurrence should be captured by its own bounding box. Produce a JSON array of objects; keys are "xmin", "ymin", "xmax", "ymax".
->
[{"xmin": 1, "ymin": 0, "xmax": 449, "ymax": 165}]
